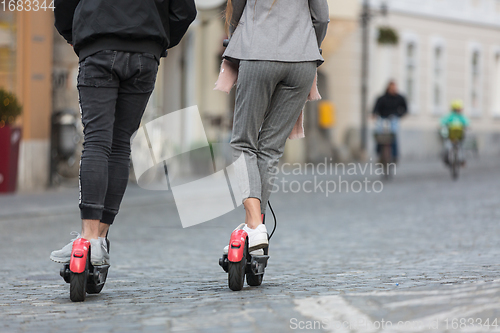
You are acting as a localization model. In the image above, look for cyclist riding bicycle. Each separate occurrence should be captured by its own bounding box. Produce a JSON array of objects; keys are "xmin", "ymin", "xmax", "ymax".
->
[
  {"xmin": 440, "ymin": 100, "xmax": 470, "ymax": 166},
  {"xmin": 373, "ymin": 81, "xmax": 408, "ymax": 164}
]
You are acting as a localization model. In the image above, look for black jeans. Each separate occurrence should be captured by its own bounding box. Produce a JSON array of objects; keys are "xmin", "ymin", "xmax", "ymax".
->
[{"xmin": 77, "ymin": 50, "xmax": 158, "ymax": 224}]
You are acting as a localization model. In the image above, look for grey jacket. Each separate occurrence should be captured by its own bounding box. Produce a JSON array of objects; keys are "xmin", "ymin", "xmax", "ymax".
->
[{"xmin": 223, "ymin": 0, "xmax": 329, "ymax": 65}]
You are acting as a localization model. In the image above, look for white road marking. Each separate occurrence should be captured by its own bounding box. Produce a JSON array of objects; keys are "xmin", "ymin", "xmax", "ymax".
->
[{"xmin": 294, "ymin": 281, "xmax": 500, "ymax": 333}]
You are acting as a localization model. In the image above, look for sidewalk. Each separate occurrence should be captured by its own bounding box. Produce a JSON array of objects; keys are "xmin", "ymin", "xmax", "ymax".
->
[
  {"xmin": 1, "ymin": 157, "xmax": 499, "ymax": 332},
  {"xmin": 0, "ymin": 183, "xmax": 168, "ymax": 220}
]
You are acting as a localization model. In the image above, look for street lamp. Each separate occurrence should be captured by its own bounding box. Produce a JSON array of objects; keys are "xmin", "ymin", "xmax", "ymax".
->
[{"xmin": 360, "ymin": 0, "xmax": 388, "ymax": 158}]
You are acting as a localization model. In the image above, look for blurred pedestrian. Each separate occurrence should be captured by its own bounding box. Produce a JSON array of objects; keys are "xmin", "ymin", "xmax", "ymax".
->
[
  {"xmin": 373, "ymin": 80, "xmax": 408, "ymax": 163},
  {"xmin": 50, "ymin": 0, "xmax": 197, "ymax": 265},
  {"xmin": 217, "ymin": 0, "xmax": 329, "ymax": 252}
]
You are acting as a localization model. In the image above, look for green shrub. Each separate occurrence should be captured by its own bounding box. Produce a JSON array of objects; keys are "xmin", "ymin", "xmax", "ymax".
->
[
  {"xmin": 377, "ymin": 27, "xmax": 399, "ymax": 46},
  {"xmin": 0, "ymin": 88, "xmax": 22, "ymax": 126}
]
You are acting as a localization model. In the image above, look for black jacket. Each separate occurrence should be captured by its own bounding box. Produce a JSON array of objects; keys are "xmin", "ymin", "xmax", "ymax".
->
[
  {"xmin": 54, "ymin": 0, "xmax": 197, "ymax": 61},
  {"xmin": 373, "ymin": 93, "xmax": 408, "ymax": 118}
]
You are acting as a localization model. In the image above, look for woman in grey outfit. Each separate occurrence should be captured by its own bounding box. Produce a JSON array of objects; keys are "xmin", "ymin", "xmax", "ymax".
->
[{"xmin": 223, "ymin": 0, "xmax": 329, "ymax": 251}]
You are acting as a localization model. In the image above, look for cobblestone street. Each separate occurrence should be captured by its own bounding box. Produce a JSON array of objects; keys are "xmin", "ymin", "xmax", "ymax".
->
[{"xmin": 1, "ymin": 159, "xmax": 499, "ymax": 332}]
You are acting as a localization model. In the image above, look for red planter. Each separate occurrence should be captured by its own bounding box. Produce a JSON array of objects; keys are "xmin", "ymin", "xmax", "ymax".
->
[{"xmin": 0, "ymin": 126, "xmax": 22, "ymax": 193}]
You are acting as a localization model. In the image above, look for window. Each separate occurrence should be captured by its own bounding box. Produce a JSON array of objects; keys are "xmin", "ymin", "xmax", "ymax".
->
[
  {"xmin": 492, "ymin": 52, "xmax": 500, "ymax": 117},
  {"xmin": 470, "ymin": 49, "xmax": 482, "ymax": 116},
  {"xmin": 0, "ymin": 12, "xmax": 16, "ymax": 92},
  {"xmin": 428, "ymin": 37, "xmax": 448, "ymax": 115},
  {"xmin": 401, "ymin": 33, "xmax": 420, "ymax": 113},
  {"xmin": 432, "ymin": 45, "xmax": 445, "ymax": 114},
  {"xmin": 405, "ymin": 42, "xmax": 417, "ymax": 113}
]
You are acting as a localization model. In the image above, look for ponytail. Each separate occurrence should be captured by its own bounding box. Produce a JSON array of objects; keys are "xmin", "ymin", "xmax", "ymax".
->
[{"xmin": 225, "ymin": 0, "xmax": 233, "ymax": 35}]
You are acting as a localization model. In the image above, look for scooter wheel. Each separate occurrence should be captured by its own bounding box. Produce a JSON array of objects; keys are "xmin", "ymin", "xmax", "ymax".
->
[
  {"xmin": 87, "ymin": 267, "xmax": 108, "ymax": 294},
  {"xmin": 246, "ymin": 271, "xmax": 263, "ymax": 286},
  {"xmin": 87, "ymin": 238, "xmax": 110, "ymax": 294},
  {"xmin": 86, "ymin": 282, "xmax": 104, "ymax": 294},
  {"xmin": 70, "ymin": 270, "xmax": 87, "ymax": 302},
  {"xmin": 228, "ymin": 244, "xmax": 247, "ymax": 291},
  {"xmin": 228, "ymin": 260, "xmax": 246, "ymax": 291}
]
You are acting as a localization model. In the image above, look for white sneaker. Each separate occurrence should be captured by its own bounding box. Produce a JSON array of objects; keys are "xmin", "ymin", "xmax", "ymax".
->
[
  {"xmin": 50, "ymin": 232, "xmax": 80, "ymax": 263},
  {"xmin": 90, "ymin": 238, "xmax": 110, "ymax": 266},
  {"xmin": 222, "ymin": 223, "xmax": 268, "ymax": 254},
  {"xmin": 243, "ymin": 224, "xmax": 268, "ymax": 252},
  {"xmin": 51, "ymin": 234, "xmax": 110, "ymax": 266},
  {"xmin": 250, "ymin": 249, "xmax": 264, "ymax": 256},
  {"xmin": 100, "ymin": 237, "xmax": 109, "ymax": 253}
]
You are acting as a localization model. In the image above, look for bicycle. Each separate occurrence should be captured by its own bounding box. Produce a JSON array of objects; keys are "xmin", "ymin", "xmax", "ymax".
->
[
  {"xmin": 442, "ymin": 126, "xmax": 465, "ymax": 181},
  {"xmin": 374, "ymin": 117, "xmax": 398, "ymax": 180}
]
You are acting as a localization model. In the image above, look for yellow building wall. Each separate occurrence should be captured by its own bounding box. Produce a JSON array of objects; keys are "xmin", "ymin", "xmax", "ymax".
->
[
  {"xmin": 328, "ymin": 0, "xmax": 360, "ymax": 20},
  {"xmin": 16, "ymin": 10, "xmax": 53, "ymax": 141},
  {"xmin": 15, "ymin": 11, "xmax": 54, "ymax": 190}
]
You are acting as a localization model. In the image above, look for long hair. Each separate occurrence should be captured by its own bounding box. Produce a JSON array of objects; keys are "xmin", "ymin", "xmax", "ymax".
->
[
  {"xmin": 225, "ymin": 0, "xmax": 234, "ymax": 34},
  {"xmin": 225, "ymin": 0, "xmax": 277, "ymax": 34}
]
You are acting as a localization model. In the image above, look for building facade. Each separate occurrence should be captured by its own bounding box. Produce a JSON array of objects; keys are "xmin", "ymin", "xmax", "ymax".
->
[
  {"xmin": 325, "ymin": 0, "xmax": 500, "ymax": 160},
  {"xmin": 1, "ymin": 2, "xmax": 226, "ymax": 191},
  {"xmin": 0, "ymin": 10, "xmax": 54, "ymax": 191},
  {"xmin": 5, "ymin": 0, "xmax": 499, "ymax": 191}
]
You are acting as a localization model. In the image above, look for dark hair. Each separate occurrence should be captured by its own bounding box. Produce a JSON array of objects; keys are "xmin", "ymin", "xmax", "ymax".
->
[{"xmin": 386, "ymin": 80, "xmax": 396, "ymax": 94}]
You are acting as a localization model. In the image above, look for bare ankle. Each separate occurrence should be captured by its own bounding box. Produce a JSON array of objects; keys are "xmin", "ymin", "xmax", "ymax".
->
[
  {"xmin": 98, "ymin": 222, "xmax": 110, "ymax": 238},
  {"xmin": 81, "ymin": 219, "xmax": 101, "ymax": 240},
  {"xmin": 81, "ymin": 233, "xmax": 99, "ymax": 240},
  {"xmin": 246, "ymin": 220, "xmax": 263, "ymax": 229}
]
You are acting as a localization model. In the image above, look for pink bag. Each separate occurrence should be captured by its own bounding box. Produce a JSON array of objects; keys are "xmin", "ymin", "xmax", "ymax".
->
[{"xmin": 214, "ymin": 59, "xmax": 321, "ymax": 140}]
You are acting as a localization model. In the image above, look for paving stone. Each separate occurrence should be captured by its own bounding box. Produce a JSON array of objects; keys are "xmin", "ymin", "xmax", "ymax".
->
[{"xmin": 0, "ymin": 159, "xmax": 499, "ymax": 331}]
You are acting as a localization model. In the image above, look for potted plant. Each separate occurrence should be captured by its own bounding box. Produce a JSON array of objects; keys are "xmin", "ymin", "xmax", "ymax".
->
[
  {"xmin": 0, "ymin": 88, "xmax": 22, "ymax": 193},
  {"xmin": 377, "ymin": 27, "xmax": 399, "ymax": 46}
]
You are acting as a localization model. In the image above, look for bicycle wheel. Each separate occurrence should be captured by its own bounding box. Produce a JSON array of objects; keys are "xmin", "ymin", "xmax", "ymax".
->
[
  {"xmin": 451, "ymin": 146, "xmax": 459, "ymax": 180},
  {"xmin": 381, "ymin": 145, "xmax": 392, "ymax": 179}
]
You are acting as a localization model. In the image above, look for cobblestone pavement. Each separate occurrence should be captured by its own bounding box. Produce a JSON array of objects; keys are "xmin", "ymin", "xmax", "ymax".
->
[{"xmin": 0, "ymin": 158, "xmax": 499, "ymax": 332}]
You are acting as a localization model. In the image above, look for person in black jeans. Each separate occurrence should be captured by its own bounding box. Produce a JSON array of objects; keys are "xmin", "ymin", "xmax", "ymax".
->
[
  {"xmin": 373, "ymin": 81, "xmax": 408, "ymax": 162},
  {"xmin": 50, "ymin": 0, "xmax": 196, "ymax": 265}
]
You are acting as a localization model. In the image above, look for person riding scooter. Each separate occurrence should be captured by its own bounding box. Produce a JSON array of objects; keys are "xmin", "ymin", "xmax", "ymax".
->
[
  {"xmin": 219, "ymin": 0, "xmax": 329, "ymax": 253},
  {"xmin": 50, "ymin": 0, "xmax": 196, "ymax": 266}
]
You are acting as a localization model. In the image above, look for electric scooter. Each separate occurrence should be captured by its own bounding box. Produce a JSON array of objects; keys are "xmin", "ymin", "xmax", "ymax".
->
[
  {"xmin": 219, "ymin": 203, "xmax": 277, "ymax": 291},
  {"xmin": 59, "ymin": 238, "xmax": 110, "ymax": 302},
  {"xmin": 218, "ymin": 38, "xmax": 279, "ymax": 291}
]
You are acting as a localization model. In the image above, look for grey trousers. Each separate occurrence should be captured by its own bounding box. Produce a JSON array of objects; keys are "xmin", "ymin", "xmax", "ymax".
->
[{"xmin": 230, "ymin": 60, "xmax": 317, "ymax": 214}]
